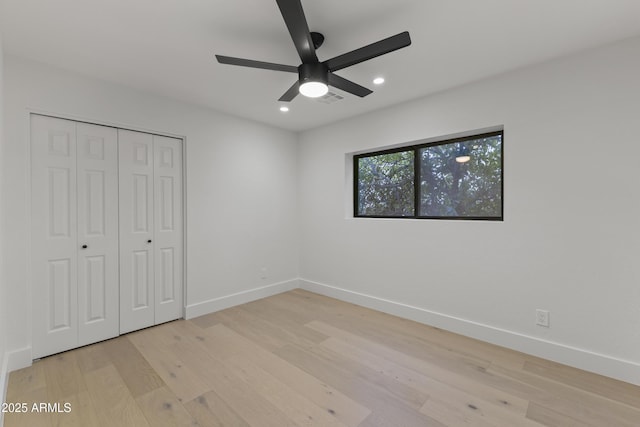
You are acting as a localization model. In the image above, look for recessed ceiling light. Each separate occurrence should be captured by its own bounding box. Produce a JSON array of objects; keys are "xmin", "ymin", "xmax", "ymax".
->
[
  {"xmin": 373, "ymin": 77, "xmax": 385, "ymax": 85},
  {"xmin": 279, "ymin": 106, "xmax": 290, "ymax": 112}
]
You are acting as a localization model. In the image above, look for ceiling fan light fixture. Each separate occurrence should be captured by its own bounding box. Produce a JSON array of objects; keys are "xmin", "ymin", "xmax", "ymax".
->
[
  {"xmin": 299, "ymin": 81, "xmax": 329, "ymax": 98},
  {"xmin": 298, "ymin": 63, "xmax": 329, "ymax": 98}
]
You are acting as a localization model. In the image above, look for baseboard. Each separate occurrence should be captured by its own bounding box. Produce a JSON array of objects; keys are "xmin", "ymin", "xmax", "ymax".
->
[
  {"xmin": 185, "ymin": 278, "xmax": 299, "ymax": 319},
  {"xmin": 299, "ymin": 278, "xmax": 640, "ymax": 386},
  {"xmin": 6, "ymin": 348, "xmax": 31, "ymax": 373}
]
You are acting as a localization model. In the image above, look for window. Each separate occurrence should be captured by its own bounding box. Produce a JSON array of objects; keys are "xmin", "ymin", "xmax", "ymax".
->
[{"xmin": 354, "ymin": 131, "xmax": 503, "ymax": 220}]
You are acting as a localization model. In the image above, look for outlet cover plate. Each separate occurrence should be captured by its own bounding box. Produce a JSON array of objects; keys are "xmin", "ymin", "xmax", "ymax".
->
[{"xmin": 536, "ymin": 309, "xmax": 550, "ymax": 327}]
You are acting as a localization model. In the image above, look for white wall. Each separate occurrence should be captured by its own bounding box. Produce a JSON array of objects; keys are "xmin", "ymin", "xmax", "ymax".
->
[
  {"xmin": 298, "ymin": 36, "xmax": 640, "ymax": 385},
  {"xmin": 2, "ymin": 56, "xmax": 299, "ymax": 367}
]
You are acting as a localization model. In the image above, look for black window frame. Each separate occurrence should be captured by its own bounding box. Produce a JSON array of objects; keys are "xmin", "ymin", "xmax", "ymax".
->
[{"xmin": 353, "ymin": 130, "xmax": 504, "ymax": 221}]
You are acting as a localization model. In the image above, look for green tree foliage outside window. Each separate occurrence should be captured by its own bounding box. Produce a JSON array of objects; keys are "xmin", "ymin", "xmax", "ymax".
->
[
  {"xmin": 355, "ymin": 132, "xmax": 503, "ymax": 220},
  {"xmin": 357, "ymin": 151, "xmax": 414, "ymax": 216}
]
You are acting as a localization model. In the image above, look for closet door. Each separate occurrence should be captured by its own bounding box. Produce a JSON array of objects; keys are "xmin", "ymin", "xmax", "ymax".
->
[
  {"xmin": 31, "ymin": 116, "xmax": 120, "ymax": 358},
  {"xmin": 31, "ymin": 115, "xmax": 79, "ymax": 358},
  {"xmin": 153, "ymin": 135, "xmax": 183, "ymax": 324},
  {"xmin": 76, "ymin": 123, "xmax": 119, "ymax": 346},
  {"xmin": 119, "ymin": 129, "xmax": 155, "ymax": 333}
]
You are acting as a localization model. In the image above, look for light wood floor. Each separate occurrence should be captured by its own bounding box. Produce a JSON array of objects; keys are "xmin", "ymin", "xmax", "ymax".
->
[{"xmin": 4, "ymin": 289, "xmax": 639, "ymax": 426}]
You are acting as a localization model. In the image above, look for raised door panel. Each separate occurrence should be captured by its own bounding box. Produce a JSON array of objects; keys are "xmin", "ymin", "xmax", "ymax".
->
[
  {"xmin": 31, "ymin": 115, "xmax": 79, "ymax": 358},
  {"xmin": 153, "ymin": 136, "xmax": 183, "ymax": 324},
  {"xmin": 77, "ymin": 123, "xmax": 119, "ymax": 346},
  {"xmin": 119, "ymin": 129, "xmax": 155, "ymax": 334},
  {"xmin": 48, "ymin": 259, "xmax": 73, "ymax": 331},
  {"xmin": 132, "ymin": 250, "xmax": 151, "ymax": 308}
]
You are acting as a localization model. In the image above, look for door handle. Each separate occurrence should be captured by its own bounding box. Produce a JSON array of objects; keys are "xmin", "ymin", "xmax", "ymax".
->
[
  {"xmin": 147, "ymin": 239, "xmax": 152, "ymax": 243},
  {"xmin": 81, "ymin": 245, "xmax": 88, "ymax": 249}
]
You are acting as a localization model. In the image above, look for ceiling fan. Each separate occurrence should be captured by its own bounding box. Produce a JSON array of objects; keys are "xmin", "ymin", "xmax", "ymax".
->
[{"xmin": 215, "ymin": 0, "xmax": 411, "ymax": 102}]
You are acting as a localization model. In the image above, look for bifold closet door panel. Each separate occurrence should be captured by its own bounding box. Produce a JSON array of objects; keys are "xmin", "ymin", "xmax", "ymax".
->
[
  {"xmin": 31, "ymin": 115, "xmax": 79, "ymax": 358},
  {"xmin": 153, "ymin": 135, "xmax": 183, "ymax": 324},
  {"xmin": 119, "ymin": 129, "xmax": 155, "ymax": 334},
  {"xmin": 76, "ymin": 123, "xmax": 119, "ymax": 346},
  {"xmin": 31, "ymin": 116, "xmax": 120, "ymax": 358}
]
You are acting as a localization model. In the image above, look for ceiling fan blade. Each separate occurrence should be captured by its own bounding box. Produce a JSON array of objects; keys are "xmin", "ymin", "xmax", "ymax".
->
[
  {"xmin": 328, "ymin": 74, "xmax": 372, "ymax": 98},
  {"xmin": 216, "ymin": 55, "xmax": 298, "ymax": 73},
  {"xmin": 279, "ymin": 81, "xmax": 300, "ymax": 102},
  {"xmin": 324, "ymin": 31, "xmax": 412, "ymax": 72},
  {"xmin": 275, "ymin": 0, "xmax": 318, "ymax": 63}
]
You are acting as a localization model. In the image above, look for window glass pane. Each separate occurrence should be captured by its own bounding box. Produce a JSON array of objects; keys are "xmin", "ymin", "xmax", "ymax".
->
[
  {"xmin": 357, "ymin": 150, "xmax": 414, "ymax": 216},
  {"xmin": 419, "ymin": 134, "xmax": 502, "ymax": 217}
]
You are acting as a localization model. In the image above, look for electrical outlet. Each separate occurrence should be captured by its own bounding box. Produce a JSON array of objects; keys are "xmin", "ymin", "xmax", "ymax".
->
[{"xmin": 536, "ymin": 309, "xmax": 550, "ymax": 327}]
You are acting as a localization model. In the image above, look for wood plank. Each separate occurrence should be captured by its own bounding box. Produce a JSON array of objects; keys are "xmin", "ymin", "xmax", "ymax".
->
[
  {"xmin": 74, "ymin": 342, "xmax": 111, "ymax": 374},
  {"xmin": 6, "ymin": 362, "xmax": 47, "ymax": 401},
  {"xmin": 127, "ymin": 327, "xmax": 210, "ymax": 403},
  {"xmin": 307, "ymin": 320, "xmax": 490, "ymax": 381},
  {"xmin": 184, "ymin": 351, "xmax": 299, "ymax": 427},
  {"xmin": 526, "ymin": 401, "xmax": 596, "ymax": 427},
  {"xmin": 184, "ymin": 391, "xmax": 251, "ymax": 427},
  {"xmin": 2, "ymin": 387, "xmax": 52, "ymax": 427},
  {"xmin": 274, "ymin": 343, "xmax": 443, "ymax": 427},
  {"xmin": 255, "ymin": 291, "xmax": 321, "ymax": 324},
  {"xmin": 168, "ymin": 318, "xmax": 210, "ymax": 341},
  {"xmin": 224, "ymin": 355, "xmax": 351, "ymax": 427},
  {"xmin": 357, "ymin": 410, "xmax": 445, "ymax": 427},
  {"xmin": 189, "ymin": 312, "xmax": 221, "ymax": 329},
  {"xmin": 488, "ymin": 364, "xmax": 640, "ymax": 427},
  {"xmin": 163, "ymin": 324, "xmax": 307, "ymax": 427},
  {"xmin": 83, "ymin": 364, "xmax": 150, "ymax": 427},
  {"xmin": 135, "ymin": 386, "xmax": 198, "ymax": 427},
  {"xmin": 294, "ymin": 290, "xmax": 530, "ymax": 371},
  {"xmin": 240, "ymin": 298, "xmax": 329, "ymax": 345},
  {"xmin": 101, "ymin": 336, "xmax": 165, "ymax": 398},
  {"xmin": 49, "ymin": 391, "xmax": 100, "ymax": 427},
  {"xmin": 307, "ymin": 342, "xmax": 429, "ymax": 410},
  {"xmin": 419, "ymin": 384, "xmax": 544, "ymax": 427},
  {"xmin": 420, "ymin": 397, "xmax": 497, "ymax": 427},
  {"xmin": 211, "ymin": 307, "xmax": 290, "ymax": 352},
  {"xmin": 42, "ymin": 352, "xmax": 86, "ymax": 401},
  {"xmin": 195, "ymin": 323, "xmax": 371, "ymax": 427},
  {"xmin": 523, "ymin": 359, "xmax": 640, "ymax": 408},
  {"xmin": 316, "ymin": 317, "xmax": 494, "ymax": 371},
  {"xmin": 211, "ymin": 304, "xmax": 325, "ymax": 352},
  {"xmin": 270, "ymin": 290, "xmax": 354, "ymax": 324},
  {"xmin": 322, "ymin": 336, "xmax": 530, "ymax": 417}
]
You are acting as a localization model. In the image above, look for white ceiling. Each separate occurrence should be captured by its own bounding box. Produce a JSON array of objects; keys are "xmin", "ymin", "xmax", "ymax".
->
[{"xmin": 2, "ymin": 0, "xmax": 640, "ymax": 132}]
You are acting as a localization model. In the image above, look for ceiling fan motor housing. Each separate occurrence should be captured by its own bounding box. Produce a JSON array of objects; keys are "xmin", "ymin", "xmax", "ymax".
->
[{"xmin": 299, "ymin": 62, "xmax": 328, "ymax": 86}]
